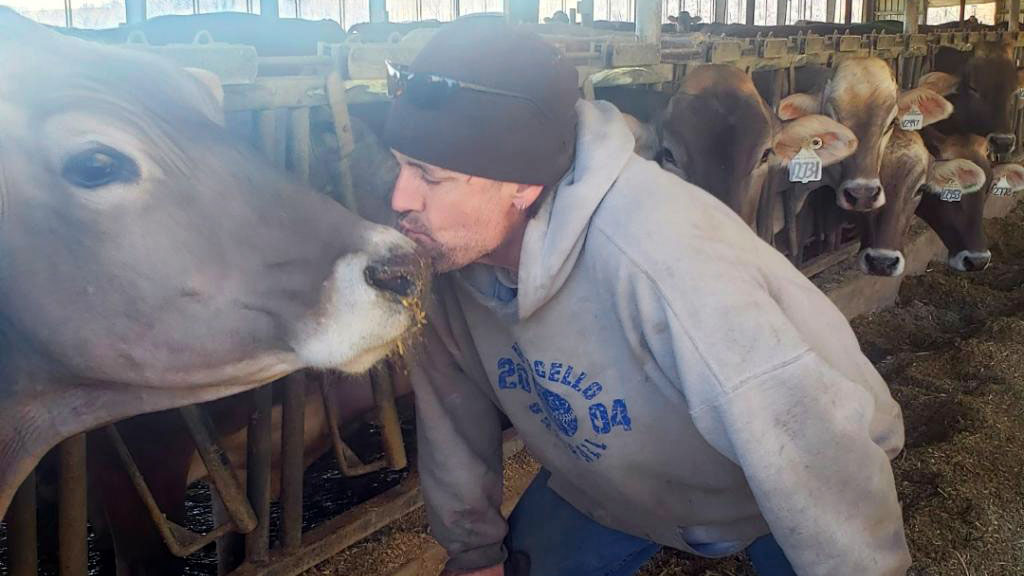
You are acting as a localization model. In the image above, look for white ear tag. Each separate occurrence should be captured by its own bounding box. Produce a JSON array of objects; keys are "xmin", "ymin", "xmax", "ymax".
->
[
  {"xmin": 991, "ymin": 175, "xmax": 1014, "ymax": 197},
  {"xmin": 940, "ymin": 179, "xmax": 963, "ymax": 202},
  {"xmin": 899, "ymin": 105, "xmax": 924, "ymax": 131},
  {"xmin": 789, "ymin": 138, "xmax": 823, "ymax": 184}
]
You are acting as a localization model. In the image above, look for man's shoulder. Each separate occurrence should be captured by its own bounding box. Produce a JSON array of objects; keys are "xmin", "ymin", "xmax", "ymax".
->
[{"xmin": 585, "ymin": 156, "xmax": 773, "ymax": 279}]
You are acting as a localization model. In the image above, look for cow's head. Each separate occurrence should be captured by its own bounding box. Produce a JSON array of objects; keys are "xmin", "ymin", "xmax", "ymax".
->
[
  {"xmin": 859, "ymin": 130, "xmax": 985, "ymax": 276},
  {"xmin": 781, "ymin": 58, "xmax": 951, "ymax": 212},
  {"xmin": 918, "ymin": 42, "xmax": 1019, "ymax": 162},
  {"xmin": 637, "ymin": 65, "xmax": 855, "ymax": 226},
  {"xmin": 916, "ymin": 129, "xmax": 996, "ymax": 271},
  {"xmin": 0, "ymin": 9, "xmax": 427, "ymax": 517}
]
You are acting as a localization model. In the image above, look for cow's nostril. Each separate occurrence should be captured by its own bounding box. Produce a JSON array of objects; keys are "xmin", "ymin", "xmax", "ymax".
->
[
  {"xmin": 843, "ymin": 190, "xmax": 858, "ymax": 206},
  {"xmin": 365, "ymin": 263, "xmax": 415, "ymax": 298},
  {"xmin": 868, "ymin": 187, "xmax": 881, "ymax": 200}
]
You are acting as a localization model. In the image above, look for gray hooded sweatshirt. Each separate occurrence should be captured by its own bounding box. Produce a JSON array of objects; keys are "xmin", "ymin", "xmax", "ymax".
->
[{"xmin": 411, "ymin": 99, "xmax": 910, "ymax": 575}]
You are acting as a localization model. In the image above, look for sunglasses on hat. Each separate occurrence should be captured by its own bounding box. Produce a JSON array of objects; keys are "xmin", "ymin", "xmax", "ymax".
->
[{"xmin": 384, "ymin": 59, "xmax": 550, "ymax": 120}]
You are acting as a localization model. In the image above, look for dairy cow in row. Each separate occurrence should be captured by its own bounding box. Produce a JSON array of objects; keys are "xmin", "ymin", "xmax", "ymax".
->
[
  {"xmin": 859, "ymin": 129, "xmax": 987, "ymax": 276},
  {"xmin": 0, "ymin": 7, "xmax": 427, "ymax": 530},
  {"xmin": 619, "ymin": 65, "xmax": 856, "ymax": 228}
]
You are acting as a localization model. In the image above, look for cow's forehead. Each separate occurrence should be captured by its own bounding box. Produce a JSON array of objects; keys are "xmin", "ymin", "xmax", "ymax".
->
[
  {"xmin": 0, "ymin": 13, "xmax": 211, "ymax": 125},
  {"xmin": 886, "ymin": 130, "xmax": 928, "ymax": 168},
  {"xmin": 826, "ymin": 58, "xmax": 898, "ymax": 109}
]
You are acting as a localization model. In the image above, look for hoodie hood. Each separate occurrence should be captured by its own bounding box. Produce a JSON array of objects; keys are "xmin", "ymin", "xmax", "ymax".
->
[{"xmin": 515, "ymin": 99, "xmax": 636, "ymax": 319}]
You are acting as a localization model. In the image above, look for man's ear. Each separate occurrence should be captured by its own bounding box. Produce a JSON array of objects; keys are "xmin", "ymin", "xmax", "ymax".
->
[
  {"xmin": 926, "ymin": 158, "xmax": 986, "ymax": 194},
  {"xmin": 778, "ymin": 93, "xmax": 821, "ymax": 121},
  {"xmin": 917, "ymin": 72, "xmax": 960, "ymax": 97},
  {"xmin": 183, "ymin": 67, "xmax": 225, "ymax": 126},
  {"xmin": 513, "ymin": 184, "xmax": 545, "ymax": 213},
  {"xmin": 898, "ymin": 88, "xmax": 953, "ymax": 128},
  {"xmin": 773, "ymin": 115, "xmax": 858, "ymax": 167}
]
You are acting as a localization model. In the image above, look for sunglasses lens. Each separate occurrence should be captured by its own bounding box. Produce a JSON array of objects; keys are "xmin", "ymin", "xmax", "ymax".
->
[{"xmin": 406, "ymin": 76, "xmax": 457, "ymax": 109}]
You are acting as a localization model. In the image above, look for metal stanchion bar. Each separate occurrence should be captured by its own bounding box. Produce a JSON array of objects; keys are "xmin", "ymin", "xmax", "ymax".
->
[
  {"xmin": 179, "ymin": 406, "xmax": 258, "ymax": 533},
  {"xmin": 320, "ymin": 375, "xmax": 388, "ymax": 477},
  {"xmin": 287, "ymin": 108, "xmax": 311, "ymax": 184},
  {"xmin": 58, "ymin": 435, "xmax": 87, "ymax": 576},
  {"xmin": 245, "ymin": 385, "xmax": 274, "ymax": 564},
  {"xmin": 377, "ymin": 361, "xmax": 409, "ymax": 471},
  {"xmin": 104, "ymin": 424, "xmax": 245, "ymax": 558},
  {"xmin": 280, "ymin": 376, "xmax": 306, "ymax": 551},
  {"xmin": 9, "ymin": 471, "xmax": 38, "ymax": 576}
]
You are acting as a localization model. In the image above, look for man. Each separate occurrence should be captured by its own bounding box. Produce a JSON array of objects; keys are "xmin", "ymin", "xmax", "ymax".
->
[{"xmin": 384, "ymin": 19, "xmax": 910, "ymax": 576}]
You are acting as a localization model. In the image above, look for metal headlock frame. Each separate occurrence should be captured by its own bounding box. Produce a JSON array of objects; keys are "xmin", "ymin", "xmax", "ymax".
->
[{"xmin": 5, "ymin": 24, "xmax": 1024, "ymax": 576}]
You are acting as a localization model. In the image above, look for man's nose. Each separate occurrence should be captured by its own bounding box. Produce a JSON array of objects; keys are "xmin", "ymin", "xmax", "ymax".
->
[{"xmin": 391, "ymin": 166, "xmax": 426, "ymax": 213}]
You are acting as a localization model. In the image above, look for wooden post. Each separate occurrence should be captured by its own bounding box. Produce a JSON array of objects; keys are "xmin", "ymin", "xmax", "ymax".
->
[
  {"xmin": 959, "ymin": 0, "xmax": 965, "ymax": 22},
  {"xmin": 1010, "ymin": 0, "xmax": 1020, "ymax": 31},
  {"xmin": 636, "ymin": 0, "xmax": 662, "ymax": 44},
  {"xmin": 746, "ymin": 0, "xmax": 755, "ymax": 23},
  {"xmin": 921, "ymin": 0, "xmax": 928, "ymax": 24},
  {"xmin": 777, "ymin": 0, "xmax": 787, "ymax": 25},
  {"xmin": 827, "ymin": 0, "xmax": 837, "ymax": 21},
  {"xmin": 844, "ymin": 0, "xmax": 852, "ymax": 23},
  {"xmin": 905, "ymin": 0, "xmax": 918, "ymax": 32},
  {"xmin": 8, "ymin": 473, "xmax": 37, "ymax": 576},
  {"xmin": 260, "ymin": 0, "xmax": 279, "ymax": 18},
  {"xmin": 126, "ymin": 0, "xmax": 146, "ymax": 23}
]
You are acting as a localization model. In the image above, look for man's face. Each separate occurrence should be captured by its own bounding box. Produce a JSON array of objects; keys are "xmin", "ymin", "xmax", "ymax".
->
[{"xmin": 390, "ymin": 151, "xmax": 523, "ymax": 272}]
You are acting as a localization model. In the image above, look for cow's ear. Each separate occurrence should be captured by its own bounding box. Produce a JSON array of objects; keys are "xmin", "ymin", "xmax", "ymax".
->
[
  {"xmin": 992, "ymin": 162, "xmax": 1024, "ymax": 193},
  {"xmin": 778, "ymin": 93, "xmax": 821, "ymax": 120},
  {"xmin": 183, "ymin": 67, "xmax": 225, "ymax": 125},
  {"xmin": 917, "ymin": 72, "xmax": 960, "ymax": 97},
  {"xmin": 898, "ymin": 88, "xmax": 953, "ymax": 128},
  {"xmin": 621, "ymin": 113, "xmax": 659, "ymax": 160},
  {"xmin": 926, "ymin": 159, "xmax": 986, "ymax": 194},
  {"xmin": 773, "ymin": 114, "xmax": 858, "ymax": 167}
]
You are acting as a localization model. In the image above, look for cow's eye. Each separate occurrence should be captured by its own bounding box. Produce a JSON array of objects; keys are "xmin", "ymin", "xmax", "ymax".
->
[
  {"xmin": 62, "ymin": 146, "xmax": 140, "ymax": 189},
  {"xmin": 659, "ymin": 147, "xmax": 677, "ymax": 166},
  {"xmin": 759, "ymin": 148, "xmax": 773, "ymax": 165}
]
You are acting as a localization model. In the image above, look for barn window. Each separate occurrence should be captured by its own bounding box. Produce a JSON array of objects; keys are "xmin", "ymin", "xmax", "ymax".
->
[{"xmin": 927, "ymin": 1, "xmax": 996, "ymax": 24}]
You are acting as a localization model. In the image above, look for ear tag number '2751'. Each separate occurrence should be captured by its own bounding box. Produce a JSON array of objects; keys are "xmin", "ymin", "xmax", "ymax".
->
[
  {"xmin": 789, "ymin": 139, "xmax": 823, "ymax": 184},
  {"xmin": 940, "ymin": 180, "xmax": 963, "ymax": 202},
  {"xmin": 991, "ymin": 176, "xmax": 1014, "ymax": 197},
  {"xmin": 899, "ymin": 106, "xmax": 924, "ymax": 131}
]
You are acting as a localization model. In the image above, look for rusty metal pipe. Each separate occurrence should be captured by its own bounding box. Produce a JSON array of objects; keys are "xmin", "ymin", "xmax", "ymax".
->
[
  {"xmin": 179, "ymin": 405, "xmax": 257, "ymax": 533},
  {"xmin": 377, "ymin": 361, "xmax": 409, "ymax": 471},
  {"xmin": 58, "ymin": 435, "xmax": 87, "ymax": 576},
  {"xmin": 245, "ymin": 384, "xmax": 273, "ymax": 564},
  {"xmin": 280, "ymin": 375, "xmax": 306, "ymax": 551},
  {"xmin": 8, "ymin": 471, "xmax": 37, "ymax": 576},
  {"xmin": 105, "ymin": 424, "xmax": 242, "ymax": 558}
]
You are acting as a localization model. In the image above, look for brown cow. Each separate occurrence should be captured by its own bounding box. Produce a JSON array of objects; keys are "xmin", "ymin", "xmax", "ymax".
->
[
  {"xmin": 0, "ymin": 8, "xmax": 426, "ymax": 522},
  {"xmin": 914, "ymin": 129, "xmax": 1024, "ymax": 271},
  {"xmin": 779, "ymin": 57, "xmax": 953, "ymax": 212},
  {"xmin": 859, "ymin": 128, "xmax": 986, "ymax": 276},
  {"xmin": 622, "ymin": 65, "xmax": 857, "ymax": 228},
  {"xmin": 918, "ymin": 41, "xmax": 1019, "ymax": 163}
]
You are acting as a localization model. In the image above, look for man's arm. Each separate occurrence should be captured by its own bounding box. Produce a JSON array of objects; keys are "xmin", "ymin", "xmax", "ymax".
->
[
  {"xmin": 634, "ymin": 278, "xmax": 910, "ymax": 576},
  {"xmin": 411, "ymin": 319, "xmax": 508, "ymax": 574}
]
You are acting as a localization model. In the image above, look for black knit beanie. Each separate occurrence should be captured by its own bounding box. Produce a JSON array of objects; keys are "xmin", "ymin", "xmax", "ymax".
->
[{"xmin": 383, "ymin": 19, "xmax": 579, "ymax": 187}]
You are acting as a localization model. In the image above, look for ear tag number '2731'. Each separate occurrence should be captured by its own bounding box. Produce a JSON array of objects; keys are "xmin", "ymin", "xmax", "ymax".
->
[
  {"xmin": 940, "ymin": 180, "xmax": 963, "ymax": 202},
  {"xmin": 899, "ymin": 106, "xmax": 924, "ymax": 131},
  {"xmin": 789, "ymin": 138, "xmax": 823, "ymax": 184},
  {"xmin": 991, "ymin": 176, "xmax": 1014, "ymax": 197}
]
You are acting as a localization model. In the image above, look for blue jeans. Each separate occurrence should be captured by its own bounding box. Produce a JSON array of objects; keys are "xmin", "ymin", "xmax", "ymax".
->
[{"xmin": 505, "ymin": 469, "xmax": 797, "ymax": 576}]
